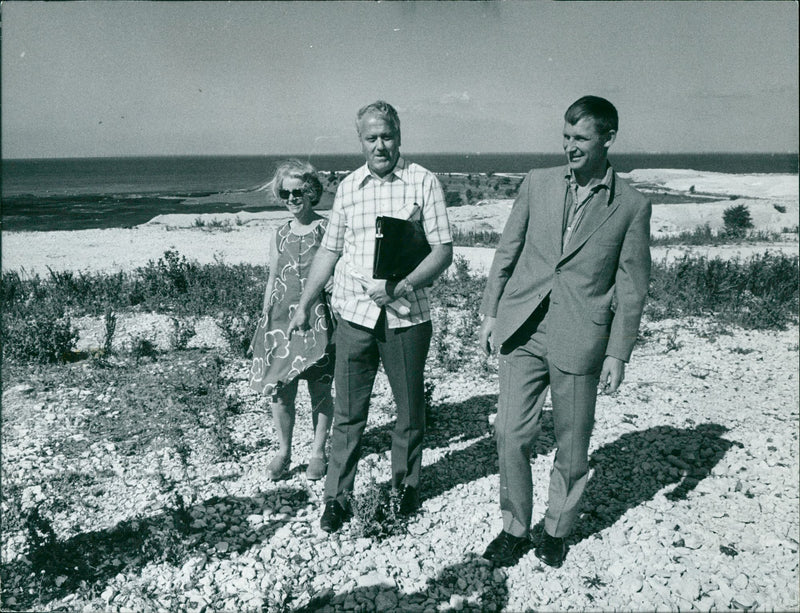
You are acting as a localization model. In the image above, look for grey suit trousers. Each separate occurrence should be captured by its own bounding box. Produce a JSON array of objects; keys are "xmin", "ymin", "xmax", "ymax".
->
[
  {"xmin": 324, "ymin": 310, "xmax": 432, "ymax": 506},
  {"xmin": 497, "ymin": 304, "xmax": 599, "ymax": 539}
]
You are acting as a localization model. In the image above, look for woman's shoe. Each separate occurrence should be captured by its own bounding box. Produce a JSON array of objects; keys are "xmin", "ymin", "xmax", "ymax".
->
[
  {"xmin": 266, "ymin": 454, "xmax": 291, "ymax": 481},
  {"xmin": 306, "ymin": 455, "xmax": 327, "ymax": 481}
]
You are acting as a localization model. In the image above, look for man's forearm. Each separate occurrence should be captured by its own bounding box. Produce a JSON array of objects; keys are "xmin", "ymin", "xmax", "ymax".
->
[
  {"xmin": 404, "ymin": 243, "xmax": 453, "ymax": 289},
  {"xmin": 299, "ymin": 247, "xmax": 340, "ymax": 308}
]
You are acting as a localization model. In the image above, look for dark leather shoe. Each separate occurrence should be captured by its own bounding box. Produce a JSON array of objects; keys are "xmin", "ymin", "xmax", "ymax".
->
[
  {"xmin": 320, "ymin": 500, "xmax": 349, "ymax": 533},
  {"xmin": 482, "ymin": 531, "xmax": 531, "ymax": 567},
  {"xmin": 398, "ymin": 486, "xmax": 420, "ymax": 517},
  {"xmin": 535, "ymin": 531, "xmax": 567, "ymax": 568}
]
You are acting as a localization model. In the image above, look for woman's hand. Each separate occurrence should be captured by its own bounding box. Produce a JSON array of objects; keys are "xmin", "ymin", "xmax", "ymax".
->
[{"xmin": 287, "ymin": 302, "xmax": 311, "ymax": 335}]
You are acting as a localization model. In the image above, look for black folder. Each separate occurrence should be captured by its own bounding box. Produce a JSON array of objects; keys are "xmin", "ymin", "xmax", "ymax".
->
[{"xmin": 372, "ymin": 215, "xmax": 431, "ymax": 280}]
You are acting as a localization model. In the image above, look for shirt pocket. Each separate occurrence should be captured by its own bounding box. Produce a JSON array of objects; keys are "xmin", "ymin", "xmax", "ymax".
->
[{"xmin": 395, "ymin": 201, "xmax": 420, "ymax": 221}]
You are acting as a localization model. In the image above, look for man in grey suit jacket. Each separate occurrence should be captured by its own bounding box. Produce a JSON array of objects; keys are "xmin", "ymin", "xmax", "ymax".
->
[{"xmin": 479, "ymin": 96, "xmax": 651, "ymax": 568}]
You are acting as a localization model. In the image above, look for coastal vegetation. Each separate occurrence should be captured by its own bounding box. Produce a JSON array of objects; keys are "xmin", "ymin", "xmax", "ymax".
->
[
  {"xmin": 2, "ymin": 249, "xmax": 797, "ymax": 369},
  {"xmin": 451, "ymin": 224, "xmax": 795, "ymax": 249}
]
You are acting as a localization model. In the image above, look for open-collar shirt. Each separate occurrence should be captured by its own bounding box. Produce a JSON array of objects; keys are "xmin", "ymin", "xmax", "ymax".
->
[
  {"xmin": 321, "ymin": 157, "xmax": 452, "ymax": 329},
  {"xmin": 562, "ymin": 164, "xmax": 615, "ymax": 251}
]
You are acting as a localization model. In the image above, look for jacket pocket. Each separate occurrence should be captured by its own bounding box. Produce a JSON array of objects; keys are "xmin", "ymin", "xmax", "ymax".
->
[{"xmin": 591, "ymin": 307, "xmax": 613, "ymax": 325}]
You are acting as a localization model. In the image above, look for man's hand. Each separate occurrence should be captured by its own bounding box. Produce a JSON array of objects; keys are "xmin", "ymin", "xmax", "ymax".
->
[
  {"xmin": 599, "ymin": 356, "xmax": 625, "ymax": 394},
  {"xmin": 479, "ymin": 316, "xmax": 497, "ymax": 356},
  {"xmin": 286, "ymin": 303, "xmax": 311, "ymax": 336},
  {"xmin": 366, "ymin": 280, "xmax": 393, "ymax": 307}
]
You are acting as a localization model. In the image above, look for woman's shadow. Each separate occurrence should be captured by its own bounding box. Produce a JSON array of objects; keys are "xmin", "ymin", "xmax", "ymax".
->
[{"xmin": 2, "ymin": 485, "xmax": 310, "ymax": 610}]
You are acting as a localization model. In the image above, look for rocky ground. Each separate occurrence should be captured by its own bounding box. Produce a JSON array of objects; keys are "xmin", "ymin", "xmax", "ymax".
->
[{"xmin": 2, "ymin": 286, "xmax": 798, "ymax": 611}]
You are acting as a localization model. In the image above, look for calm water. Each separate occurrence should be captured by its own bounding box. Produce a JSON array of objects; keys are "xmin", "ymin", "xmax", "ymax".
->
[{"xmin": 2, "ymin": 153, "xmax": 797, "ymax": 231}]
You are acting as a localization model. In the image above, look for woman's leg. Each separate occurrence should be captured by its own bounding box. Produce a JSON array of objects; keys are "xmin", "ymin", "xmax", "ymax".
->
[
  {"xmin": 266, "ymin": 380, "xmax": 298, "ymax": 479},
  {"xmin": 307, "ymin": 377, "xmax": 334, "ymax": 460}
]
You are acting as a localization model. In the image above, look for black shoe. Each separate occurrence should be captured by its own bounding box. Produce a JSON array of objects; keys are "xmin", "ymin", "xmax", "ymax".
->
[
  {"xmin": 398, "ymin": 486, "xmax": 420, "ymax": 517},
  {"xmin": 320, "ymin": 500, "xmax": 349, "ymax": 533},
  {"xmin": 482, "ymin": 531, "xmax": 531, "ymax": 567},
  {"xmin": 535, "ymin": 531, "xmax": 567, "ymax": 568}
]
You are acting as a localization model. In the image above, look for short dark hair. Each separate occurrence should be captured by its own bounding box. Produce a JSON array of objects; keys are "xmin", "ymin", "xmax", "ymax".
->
[
  {"xmin": 564, "ymin": 96, "xmax": 618, "ymax": 134},
  {"xmin": 356, "ymin": 100, "xmax": 401, "ymax": 136}
]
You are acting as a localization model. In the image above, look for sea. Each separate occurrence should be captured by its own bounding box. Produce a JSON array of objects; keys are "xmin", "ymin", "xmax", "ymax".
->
[{"xmin": 2, "ymin": 153, "xmax": 797, "ymax": 232}]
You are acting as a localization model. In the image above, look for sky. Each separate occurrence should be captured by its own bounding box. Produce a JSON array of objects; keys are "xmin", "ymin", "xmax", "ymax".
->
[{"xmin": 2, "ymin": 1, "xmax": 798, "ymax": 158}]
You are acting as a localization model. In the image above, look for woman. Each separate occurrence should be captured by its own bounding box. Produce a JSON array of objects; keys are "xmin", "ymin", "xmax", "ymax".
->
[{"xmin": 249, "ymin": 160, "xmax": 334, "ymax": 481}]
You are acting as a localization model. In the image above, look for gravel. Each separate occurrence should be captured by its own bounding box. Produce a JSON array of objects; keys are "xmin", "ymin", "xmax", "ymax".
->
[{"xmin": 2, "ymin": 303, "xmax": 798, "ymax": 611}]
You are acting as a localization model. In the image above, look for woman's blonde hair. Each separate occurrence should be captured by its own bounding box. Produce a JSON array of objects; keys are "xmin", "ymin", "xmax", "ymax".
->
[{"xmin": 269, "ymin": 159, "xmax": 323, "ymax": 206}]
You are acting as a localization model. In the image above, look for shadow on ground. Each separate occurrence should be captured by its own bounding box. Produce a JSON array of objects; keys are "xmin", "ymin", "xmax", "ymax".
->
[
  {"xmin": 318, "ymin": 421, "xmax": 738, "ymax": 611},
  {"xmin": 571, "ymin": 422, "xmax": 739, "ymax": 543},
  {"xmin": 0, "ymin": 485, "xmax": 308, "ymax": 610},
  {"xmin": 362, "ymin": 393, "xmax": 555, "ymax": 503},
  {"xmin": 2, "ymin": 409, "xmax": 739, "ymax": 611},
  {"xmin": 295, "ymin": 552, "xmax": 511, "ymax": 613}
]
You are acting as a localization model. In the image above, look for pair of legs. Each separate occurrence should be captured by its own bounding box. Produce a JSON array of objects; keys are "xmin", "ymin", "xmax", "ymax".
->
[
  {"xmin": 496, "ymin": 309, "xmax": 599, "ymax": 540},
  {"xmin": 269, "ymin": 375, "xmax": 334, "ymax": 478},
  {"xmin": 324, "ymin": 311, "xmax": 432, "ymax": 506}
]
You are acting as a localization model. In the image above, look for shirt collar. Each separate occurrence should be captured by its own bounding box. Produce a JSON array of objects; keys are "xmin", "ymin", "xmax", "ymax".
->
[
  {"xmin": 565, "ymin": 163, "xmax": 614, "ymax": 191},
  {"xmin": 356, "ymin": 157, "xmax": 406, "ymax": 188}
]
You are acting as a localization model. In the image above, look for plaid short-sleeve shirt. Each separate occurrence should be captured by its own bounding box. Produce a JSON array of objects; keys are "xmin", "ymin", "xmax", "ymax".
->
[{"xmin": 321, "ymin": 157, "xmax": 452, "ymax": 329}]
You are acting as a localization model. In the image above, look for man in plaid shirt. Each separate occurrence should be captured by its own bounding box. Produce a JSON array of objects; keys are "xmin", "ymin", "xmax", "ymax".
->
[{"xmin": 288, "ymin": 101, "xmax": 453, "ymax": 533}]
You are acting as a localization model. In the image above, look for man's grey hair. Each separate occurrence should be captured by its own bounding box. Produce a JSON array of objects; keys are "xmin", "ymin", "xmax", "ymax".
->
[{"xmin": 356, "ymin": 100, "xmax": 401, "ymax": 136}]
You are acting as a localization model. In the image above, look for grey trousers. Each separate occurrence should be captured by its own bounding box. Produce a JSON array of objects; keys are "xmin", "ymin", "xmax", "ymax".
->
[
  {"xmin": 324, "ymin": 311, "xmax": 432, "ymax": 505},
  {"xmin": 497, "ymin": 307, "xmax": 599, "ymax": 539}
]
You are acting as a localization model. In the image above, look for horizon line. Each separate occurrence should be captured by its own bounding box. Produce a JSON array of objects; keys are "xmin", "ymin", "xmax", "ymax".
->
[{"xmin": 4, "ymin": 151, "xmax": 798, "ymax": 162}]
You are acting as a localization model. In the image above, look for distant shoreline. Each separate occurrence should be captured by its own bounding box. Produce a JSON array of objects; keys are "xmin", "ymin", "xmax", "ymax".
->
[{"xmin": 3, "ymin": 164, "xmax": 798, "ymax": 233}]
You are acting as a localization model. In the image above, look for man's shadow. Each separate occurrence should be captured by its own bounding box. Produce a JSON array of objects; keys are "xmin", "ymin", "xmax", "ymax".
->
[
  {"xmin": 568, "ymin": 422, "xmax": 739, "ymax": 543},
  {"xmin": 5, "ymin": 410, "xmax": 738, "ymax": 611},
  {"xmin": 361, "ymin": 393, "xmax": 556, "ymax": 504},
  {"xmin": 295, "ymin": 552, "xmax": 511, "ymax": 613},
  {"xmin": 361, "ymin": 395, "xmax": 738, "ymax": 547},
  {"xmin": 1, "ymin": 485, "xmax": 310, "ymax": 611}
]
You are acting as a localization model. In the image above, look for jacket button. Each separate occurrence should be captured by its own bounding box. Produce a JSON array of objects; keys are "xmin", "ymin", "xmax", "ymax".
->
[{"xmin": 556, "ymin": 269, "xmax": 561, "ymax": 275}]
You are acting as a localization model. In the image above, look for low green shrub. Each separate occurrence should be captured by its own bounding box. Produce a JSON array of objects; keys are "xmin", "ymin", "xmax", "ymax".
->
[
  {"xmin": 129, "ymin": 334, "xmax": 159, "ymax": 360},
  {"xmin": 2, "ymin": 251, "xmax": 266, "ymax": 364},
  {"xmin": 647, "ymin": 252, "xmax": 798, "ymax": 329},
  {"xmin": 650, "ymin": 224, "xmax": 782, "ymax": 247},
  {"xmin": 723, "ymin": 203, "xmax": 754, "ymax": 237},
  {"xmin": 103, "ymin": 307, "xmax": 117, "ymax": 355},
  {"xmin": 450, "ymin": 227, "xmax": 502, "ymax": 248},
  {"xmin": 170, "ymin": 317, "xmax": 196, "ymax": 350},
  {"xmin": 215, "ymin": 312, "xmax": 257, "ymax": 358},
  {"xmin": 347, "ymin": 470, "xmax": 401, "ymax": 540},
  {"xmin": 2, "ymin": 303, "xmax": 78, "ymax": 364}
]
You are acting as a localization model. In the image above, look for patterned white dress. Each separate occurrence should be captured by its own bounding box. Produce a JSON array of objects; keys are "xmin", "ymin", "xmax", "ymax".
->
[{"xmin": 249, "ymin": 220, "xmax": 334, "ymax": 396}]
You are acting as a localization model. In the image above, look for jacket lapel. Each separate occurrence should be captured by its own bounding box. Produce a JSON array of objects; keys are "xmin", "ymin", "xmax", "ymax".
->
[
  {"xmin": 546, "ymin": 166, "xmax": 568, "ymax": 258},
  {"xmin": 559, "ymin": 171, "xmax": 622, "ymax": 262}
]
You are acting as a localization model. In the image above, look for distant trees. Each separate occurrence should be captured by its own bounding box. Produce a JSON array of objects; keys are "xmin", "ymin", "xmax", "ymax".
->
[
  {"xmin": 445, "ymin": 191, "xmax": 463, "ymax": 207},
  {"xmin": 723, "ymin": 204, "xmax": 754, "ymax": 237}
]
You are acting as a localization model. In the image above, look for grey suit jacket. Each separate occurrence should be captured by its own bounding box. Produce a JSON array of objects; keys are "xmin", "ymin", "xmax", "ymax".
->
[{"xmin": 480, "ymin": 165, "xmax": 651, "ymax": 374}]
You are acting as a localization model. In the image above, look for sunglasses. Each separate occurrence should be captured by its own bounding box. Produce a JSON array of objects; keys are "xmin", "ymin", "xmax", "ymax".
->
[{"xmin": 278, "ymin": 188, "xmax": 306, "ymax": 200}]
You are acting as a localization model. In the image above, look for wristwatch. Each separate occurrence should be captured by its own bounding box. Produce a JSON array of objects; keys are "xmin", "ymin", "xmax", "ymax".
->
[{"xmin": 396, "ymin": 278, "xmax": 414, "ymax": 296}]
